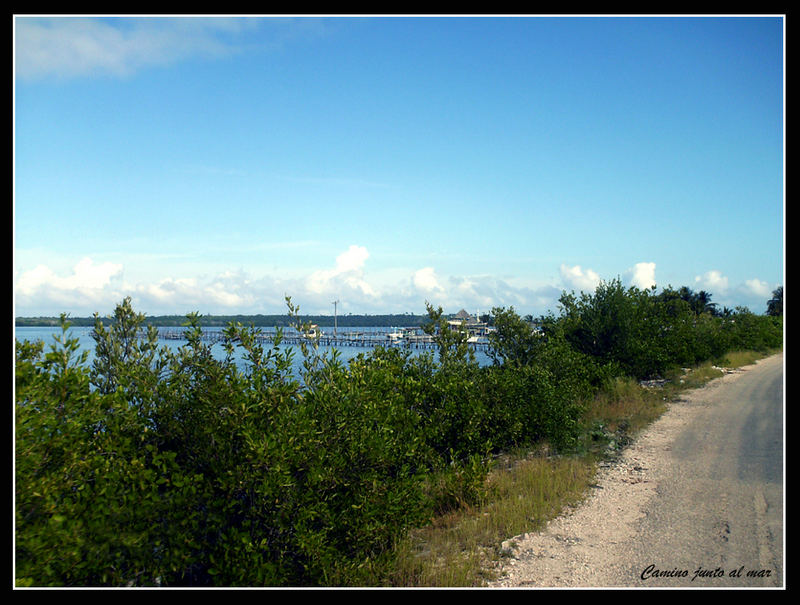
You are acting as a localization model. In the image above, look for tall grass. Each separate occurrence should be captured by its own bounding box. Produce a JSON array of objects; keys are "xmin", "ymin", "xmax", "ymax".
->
[
  {"xmin": 388, "ymin": 450, "xmax": 594, "ymax": 587},
  {"xmin": 585, "ymin": 376, "xmax": 667, "ymax": 435},
  {"xmin": 716, "ymin": 349, "xmax": 779, "ymax": 369}
]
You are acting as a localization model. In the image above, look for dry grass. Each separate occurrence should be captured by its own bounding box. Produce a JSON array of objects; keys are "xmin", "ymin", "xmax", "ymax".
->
[
  {"xmin": 672, "ymin": 362, "xmax": 724, "ymax": 390},
  {"xmin": 716, "ymin": 350, "xmax": 774, "ymax": 369},
  {"xmin": 388, "ymin": 449, "xmax": 595, "ymax": 587},
  {"xmin": 584, "ymin": 376, "xmax": 667, "ymax": 436}
]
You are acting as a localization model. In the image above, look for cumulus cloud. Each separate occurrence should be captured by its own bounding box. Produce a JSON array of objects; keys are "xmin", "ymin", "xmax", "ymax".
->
[
  {"xmin": 306, "ymin": 245, "xmax": 376, "ymax": 298},
  {"xmin": 627, "ymin": 262, "xmax": 657, "ymax": 290},
  {"xmin": 413, "ymin": 267, "xmax": 444, "ymax": 294},
  {"xmin": 14, "ymin": 257, "xmax": 265, "ymax": 316},
  {"xmin": 23, "ymin": 251, "xmax": 724, "ymax": 319},
  {"xmin": 742, "ymin": 278, "xmax": 773, "ymax": 299},
  {"xmin": 559, "ymin": 264, "xmax": 601, "ymax": 293},
  {"xmin": 15, "ymin": 257, "xmax": 124, "ymax": 313},
  {"xmin": 694, "ymin": 270, "xmax": 729, "ymax": 294},
  {"xmin": 448, "ymin": 276, "xmax": 500, "ymax": 310},
  {"xmin": 16, "ymin": 257, "xmax": 122, "ymax": 295},
  {"xmin": 134, "ymin": 272, "xmax": 255, "ymax": 312},
  {"xmin": 406, "ymin": 270, "xmax": 563, "ymax": 316}
]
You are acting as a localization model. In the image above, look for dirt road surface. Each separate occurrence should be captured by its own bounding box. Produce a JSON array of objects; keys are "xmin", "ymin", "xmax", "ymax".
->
[{"xmin": 488, "ymin": 353, "xmax": 784, "ymax": 589}]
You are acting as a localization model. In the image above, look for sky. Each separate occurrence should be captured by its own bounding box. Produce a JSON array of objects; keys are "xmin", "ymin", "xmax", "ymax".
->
[{"xmin": 13, "ymin": 15, "xmax": 784, "ymax": 318}]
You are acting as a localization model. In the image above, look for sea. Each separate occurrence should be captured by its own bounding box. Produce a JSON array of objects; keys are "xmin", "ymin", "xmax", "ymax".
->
[{"xmin": 14, "ymin": 325, "xmax": 492, "ymax": 382}]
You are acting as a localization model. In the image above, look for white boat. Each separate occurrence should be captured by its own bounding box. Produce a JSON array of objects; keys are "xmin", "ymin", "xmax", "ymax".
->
[
  {"xmin": 302, "ymin": 324, "xmax": 322, "ymax": 339},
  {"xmin": 386, "ymin": 328, "xmax": 404, "ymax": 342}
]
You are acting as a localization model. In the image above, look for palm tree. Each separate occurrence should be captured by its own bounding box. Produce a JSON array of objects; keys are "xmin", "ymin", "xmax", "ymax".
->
[
  {"xmin": 694, "ymin": 290, "xmax": 719, "ymax": 316},
  {"xmin": 767, "ymin": 286, "xmax": 783, "ymax": 317}
]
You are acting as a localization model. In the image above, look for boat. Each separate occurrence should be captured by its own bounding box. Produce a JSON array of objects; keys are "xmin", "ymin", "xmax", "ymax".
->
[
  {"xmin": 302, "ymin": 324, "xmax": 323, "ymax": 339},
  {"xmin": 386, "ymin": 328, "xmax": 404, "ymax": 342}
]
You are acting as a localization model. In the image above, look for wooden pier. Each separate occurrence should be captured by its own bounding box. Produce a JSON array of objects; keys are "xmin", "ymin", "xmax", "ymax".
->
[{"xmin": 156, "ymin": 328, "xmax": 492, "ymax": 353}]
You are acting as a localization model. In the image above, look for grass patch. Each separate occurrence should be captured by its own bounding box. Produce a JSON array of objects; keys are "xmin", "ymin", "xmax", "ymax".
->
[
  {"xmin": 716, "ymin": 349, "xmax": 777, "ymax": 369},
  {"xmin": 587, "ymin": 376, "xmax": 667, "ymax": 436},
  {"xmin": 667, "ymin": 362, "xmax": 725, "ymax": 391},
  {"xmin": 387, "ymin": 448, "xmax": 595, "ymax": 587}
]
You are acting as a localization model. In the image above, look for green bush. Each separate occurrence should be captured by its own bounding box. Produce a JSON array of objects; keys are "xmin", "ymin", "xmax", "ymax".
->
[
  {"xmin": 552, "ymin": 280, "xmax": 782, "ymax": 381},
  {"xmin": 17, "ymin": 300, "xmax": 541, "ymax": 586},
  {"xmin": 15, "ymin": 286, "xmax": 782, "ymax": 587}
]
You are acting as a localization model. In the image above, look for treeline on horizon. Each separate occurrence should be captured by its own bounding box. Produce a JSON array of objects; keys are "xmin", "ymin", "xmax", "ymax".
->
[
  {"xmin": 15, "ymin": 281, "xmax": 783, "ymax": 587},
  {"xmin": 15, "ymin": 312, "xmax": 433, "ymax": 328}
]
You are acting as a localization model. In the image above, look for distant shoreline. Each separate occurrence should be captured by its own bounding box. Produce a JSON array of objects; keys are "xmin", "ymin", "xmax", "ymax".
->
[{"xmin": 14, "ymin": 313, "xmax": 432, "ymax": 329}]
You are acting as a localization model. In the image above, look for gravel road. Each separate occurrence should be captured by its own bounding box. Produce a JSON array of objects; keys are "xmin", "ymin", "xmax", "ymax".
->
[{"xmin": 488, "ymin": 353, "xmax": 784, "ymax": 589}]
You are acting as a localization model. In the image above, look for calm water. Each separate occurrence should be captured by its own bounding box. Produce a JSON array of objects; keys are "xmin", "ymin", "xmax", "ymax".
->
[{"xmin": 14, "ymin": 325, "xmax": 491, "ymax": 381}]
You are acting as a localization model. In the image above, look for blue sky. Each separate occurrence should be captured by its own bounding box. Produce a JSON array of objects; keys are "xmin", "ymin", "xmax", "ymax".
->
[{"xmin": 14, "ymin": 15, "xmax": 784, "ymax": 317}]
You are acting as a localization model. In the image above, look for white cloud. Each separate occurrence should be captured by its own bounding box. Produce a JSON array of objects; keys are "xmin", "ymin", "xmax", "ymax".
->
[
  {"xmin": 14, "ymin": 17, "xmax": 252, "ymax": 81},
  {"xmin": 13, "ymin": 257, "xmax": 264, "ymax": 316},
  {"xmin": 17, "ymin": 252, "xmax": 549, "ymax": 317},
  {"xmin": 141, "ymin": 277, "xmax": 199, "ymax": 303},
  {"xmin": 21, "ymin": 251, "xmax": 775, "ymax": 320},
  {"xmin": 694, "ymin": 270, "xmax": 729, "ymax": 294},
  {"xmin": 306, "ymin": 245, "xmax": 376, "ymax": 298},
  {"xmin": 413, "ymin": 267, "xmax": 444, "ymax": 294},
  {"xmin": 406, "ymin": 270, "xmax": 562, "ymax": 316},
  {"xmin": 627, "ymin": 262, "xmax": 657, "ymax": 290},
  {"xmin": 16, "ymin": 257, "xmax": 123, "ymax": 301},
  {"xmin": 743, "ymin": 278, "xmax": 772, "ymax": 299},
  {"xmin": 559, "ymin": 264, "xmax": 601, "ymax": 293},
  {"xmin": 448, "ymin": 276, "xmax": 498, "ymax": 309},
  {"xmin": 15, "ymin": 258, "xmax": 126, "ymax": 317},
  {"xmin": 136, "ymin": 274, "xmax": 254, "ymax": 311}
]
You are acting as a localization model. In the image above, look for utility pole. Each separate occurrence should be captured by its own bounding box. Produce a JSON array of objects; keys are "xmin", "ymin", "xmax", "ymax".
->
[{"xmin": 332, "ymin": 299, "xmax": 339, "ymax": 337}]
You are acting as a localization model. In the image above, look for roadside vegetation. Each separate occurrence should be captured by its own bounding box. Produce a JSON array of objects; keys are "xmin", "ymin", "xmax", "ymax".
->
[{"xmin": 14, "ymin": 281, "xmax": 783, "ymax": 587}]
